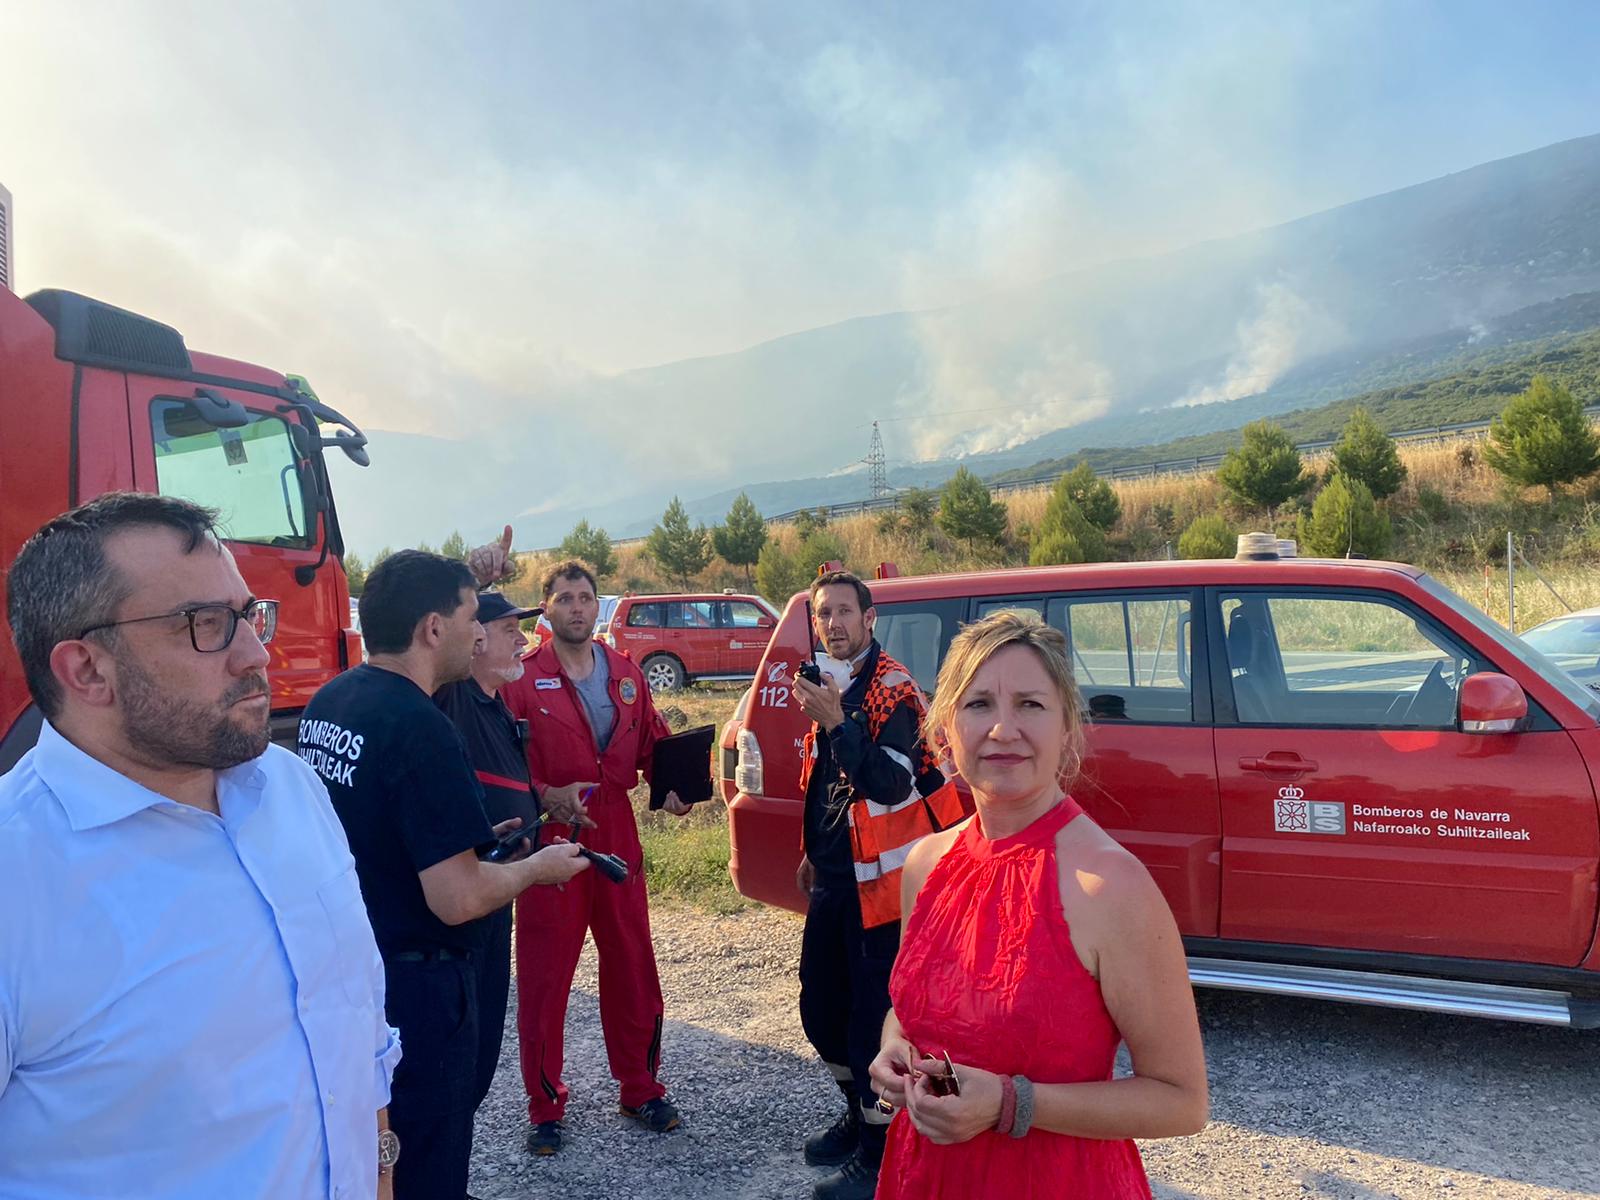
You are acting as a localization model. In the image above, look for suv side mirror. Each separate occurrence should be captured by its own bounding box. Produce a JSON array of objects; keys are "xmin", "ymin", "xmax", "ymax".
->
[{"xmin": 1458, "ymin": 672, "xmax": 1528, "ymax": 734}]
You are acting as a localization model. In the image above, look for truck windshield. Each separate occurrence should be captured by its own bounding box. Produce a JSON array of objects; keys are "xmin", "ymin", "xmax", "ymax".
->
[
  {"xmin": 151, "ymin": 399, "xmax": 312, "ymax": 548},
  {"xmin": 1418, "ymin": 574, "xmax": 1600, "ymax": 722}
]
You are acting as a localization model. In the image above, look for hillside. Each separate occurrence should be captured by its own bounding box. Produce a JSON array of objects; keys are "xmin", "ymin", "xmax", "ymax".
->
[
  {"xmin": 990, "ymin": 321, "xmax": 1600, "ymax": 483},
  {"xmin": 330, "ymin": 132, "xmax": 1600, "ymax": 551}
]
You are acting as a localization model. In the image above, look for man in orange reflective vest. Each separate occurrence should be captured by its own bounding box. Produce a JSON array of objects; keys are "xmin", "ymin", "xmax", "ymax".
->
[{"xmin": 791, "ymin": 571, "xmax": 958, "ymax": 1200}]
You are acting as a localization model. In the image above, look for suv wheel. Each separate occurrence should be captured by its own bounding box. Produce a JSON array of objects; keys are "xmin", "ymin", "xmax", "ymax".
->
[{"xmin": 643, "ymin": 655, "xmax": 686, "ymax": 692}]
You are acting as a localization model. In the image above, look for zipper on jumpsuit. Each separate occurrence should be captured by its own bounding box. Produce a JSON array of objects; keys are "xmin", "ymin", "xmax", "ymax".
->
[{"xmin": 544, "ymin": 649, "xmax": 629, "ymax": 843}]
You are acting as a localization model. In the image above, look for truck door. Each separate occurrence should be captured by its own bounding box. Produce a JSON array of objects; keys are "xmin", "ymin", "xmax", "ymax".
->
[
  {"xmin": 1210, "ymin": 587, "xmax": 1600, "ymax": 966},
  {"xmin": 974, "ymin": 590, "xmax": 1221, "ymax": 937},
  {"xmin": 126, "ymin": 380, "xmax": 339, "ymax": 717}
]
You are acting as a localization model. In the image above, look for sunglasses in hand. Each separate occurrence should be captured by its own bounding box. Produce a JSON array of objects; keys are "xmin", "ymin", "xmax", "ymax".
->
[{"xmin": 905, "ymin": 1050, "xmax": 960, "ymax": 1097}]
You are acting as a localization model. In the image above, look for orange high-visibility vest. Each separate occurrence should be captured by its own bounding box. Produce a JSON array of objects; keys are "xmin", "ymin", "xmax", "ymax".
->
[{"xmin": 800, "ymin": 650, "xmax": 969, "ymax": 927}]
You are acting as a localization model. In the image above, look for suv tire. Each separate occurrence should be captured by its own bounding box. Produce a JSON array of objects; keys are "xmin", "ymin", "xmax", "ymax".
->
[{"xmin": 642, "ymin": 654, "xmax": 687, "ymax": 692}]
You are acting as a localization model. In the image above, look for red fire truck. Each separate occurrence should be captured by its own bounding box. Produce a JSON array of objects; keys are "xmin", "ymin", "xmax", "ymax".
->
[
  {"xmin": 0, "ymin": 284, "xmax": 368, "ymax": 769},
  {"xmin": 723, "ymin": 556, "xmax": 1600, "ymax": 1027}
]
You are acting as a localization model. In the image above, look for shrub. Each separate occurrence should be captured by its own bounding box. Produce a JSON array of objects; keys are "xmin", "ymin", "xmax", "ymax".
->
[
  {"xmin": 1482, "ymin": 375, "xmax": 1600, "ymax": 496},
  {"xmin": 1030, "ymin": 491, "xmax": 1106, "ymax": 565},
  {"xmin": 1217, "ymin": 420, "xmax": 1312, "ymax": 512},
  {"xmin": 1177, "ymin": 514, "xmax": 1235, "ymax": 559},
  {"xmin": 1054, "ymin": 463, "xmax": 1122, "ymax": 530},
  {"xmin": 1332, "ymin": 406, "xmax": 1407, "ymax": 500},
  {"xmin": 937, "ymin": 468, "xmax": 1008, "ymax": 547},
  {"xmin": 1298, "ymin": 473, "xmax": 1392, "ymax": 558}
]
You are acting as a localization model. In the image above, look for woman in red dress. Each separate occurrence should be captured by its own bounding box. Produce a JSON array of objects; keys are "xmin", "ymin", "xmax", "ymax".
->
[{"xmin": 868, "ymin": 610, "xmax": 1207, "ymax": 1199}]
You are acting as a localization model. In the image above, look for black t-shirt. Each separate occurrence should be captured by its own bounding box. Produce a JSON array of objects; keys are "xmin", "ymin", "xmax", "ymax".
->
[
  {"xmin": 434, "ymin": 678, "xmax": 541, "ymax": 830},
  {"xmin": 300, "ymin": 664, "xmax": 495, "ymax": 956}
]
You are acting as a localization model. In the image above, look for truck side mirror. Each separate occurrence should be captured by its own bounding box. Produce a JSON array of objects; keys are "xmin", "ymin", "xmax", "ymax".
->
[{"xmin": 1458, "ymin": 672, "xmax": 1528, "ymax": 734}]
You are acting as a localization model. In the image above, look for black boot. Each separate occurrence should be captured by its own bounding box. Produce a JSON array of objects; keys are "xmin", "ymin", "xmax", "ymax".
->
[
  {"xmin": 803, "ymin": 1101, "xmax": 860, "ymax": 1167},
  {"xmin": 812, "ymin": 1147, "xmax": 880, "ymax": 1200},
  {"xmin": 812, "ymin": 1112, "xmax": 884, "ymax": 1200}
]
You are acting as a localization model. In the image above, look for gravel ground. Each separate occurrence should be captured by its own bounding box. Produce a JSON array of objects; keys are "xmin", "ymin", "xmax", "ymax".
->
[{"xmin": 469, "ymin": 904, "xmax": 1600, "ymax": 1200}]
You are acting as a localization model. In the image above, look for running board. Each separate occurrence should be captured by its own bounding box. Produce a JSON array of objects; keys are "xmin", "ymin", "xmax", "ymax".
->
[{"xmin": 1188, "ymin": 956, "xmax": 1599, "ymax": 1027}]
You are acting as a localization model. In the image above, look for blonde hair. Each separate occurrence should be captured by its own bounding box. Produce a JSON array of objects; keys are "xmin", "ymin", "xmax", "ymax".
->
[{"xmin": 924, "ymin": 609, "xmax": 1086, "ymax": 790}]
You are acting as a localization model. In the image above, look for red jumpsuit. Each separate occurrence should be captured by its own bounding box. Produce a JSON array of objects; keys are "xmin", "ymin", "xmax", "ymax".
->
[{"xmin": 500, "ymin": 641, "xmax": 669, "ymax": 1122}]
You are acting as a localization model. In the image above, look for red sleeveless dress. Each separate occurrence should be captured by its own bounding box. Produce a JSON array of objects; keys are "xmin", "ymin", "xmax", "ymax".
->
[{"xmin": 876, "ymin": 796, "xmax": 1152, "ymax": 1199}]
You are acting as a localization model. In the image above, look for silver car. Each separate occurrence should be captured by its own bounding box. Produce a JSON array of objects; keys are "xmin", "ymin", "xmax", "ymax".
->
[{"xmin": 1519, "ymin": 607, "xmax": 1600, "ymax": 691}]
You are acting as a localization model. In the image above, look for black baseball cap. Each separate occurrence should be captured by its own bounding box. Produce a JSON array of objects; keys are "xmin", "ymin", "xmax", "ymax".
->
[{"xmin": 475, "ymin": 592, "xmax": 541, "ymax": 623}]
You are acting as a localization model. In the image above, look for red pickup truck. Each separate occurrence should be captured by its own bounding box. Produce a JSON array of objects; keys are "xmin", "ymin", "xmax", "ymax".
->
[{"xmin": 722, "ymin": 555, "xmax": 1600, "ymax": 1027}]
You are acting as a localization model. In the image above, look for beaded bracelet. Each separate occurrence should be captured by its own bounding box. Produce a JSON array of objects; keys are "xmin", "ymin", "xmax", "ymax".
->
[
  {"xmin": 994, "ymin": 1073, "xmax": 1018, "ymax": 1135},
  {"xmin": 1009, "ymin": 1075, "xmax": 1035, "ymax": 1139}
]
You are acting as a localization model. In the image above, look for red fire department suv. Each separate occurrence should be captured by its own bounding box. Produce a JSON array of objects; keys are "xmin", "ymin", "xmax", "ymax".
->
[
  {"xmin": 604, "ymin": 593, "xmax": 779, "ymax": 690},
  {"xmin": 722, "ymin": 555, "xmax": 1600, "ymax": 1027}
]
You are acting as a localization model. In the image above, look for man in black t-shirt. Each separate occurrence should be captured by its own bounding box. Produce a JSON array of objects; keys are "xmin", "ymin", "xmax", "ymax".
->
[
  {"xmin": 301, "ymin": 552, "xmax": 590, "ymax": 1200},
  {"xmin": 434, "ymin": 591, "xmax": 593, "ymax": 1116}
]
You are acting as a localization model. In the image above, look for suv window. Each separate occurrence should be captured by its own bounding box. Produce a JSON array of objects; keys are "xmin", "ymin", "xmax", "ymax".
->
[
  {"xmin": 976, "ymin": 593, "xmax": 1194, "ymax": 724},
  {"xmin": 875, "ymin": 599, "xmax": 964, "ymax": 694},
  {"xmin": 1221, "ymin": 591, "xmax": 1474, "ymax": 728},
  {"xmin": 725, "ymin": 601, "xmax": 768, "ymax": 628},
  {"xmin": 151, "ymin": 399, "xmax": 310, "ymax": 547},
  {"xmin": 1051, "ymin": 595, "xmax": 1193, "ymax": 723},
  {"xmin": 626, "ymin": 603, "xmax": 664, "ymax": 627},
  {"xmin": 665, "ymin": 601, "xmax": 717, "ymax": 628}
]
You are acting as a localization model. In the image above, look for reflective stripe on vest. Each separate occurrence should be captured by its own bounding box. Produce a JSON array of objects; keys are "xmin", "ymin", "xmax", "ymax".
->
[{"xmin": 850, "ymin": 780, "xmax": 972, "ymax": 928}]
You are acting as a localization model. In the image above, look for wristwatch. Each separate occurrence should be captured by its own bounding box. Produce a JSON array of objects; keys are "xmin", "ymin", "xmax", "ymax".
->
[{"xmin": 378, "ymin": 1128, "xmax": 401, "ymax": 1175}]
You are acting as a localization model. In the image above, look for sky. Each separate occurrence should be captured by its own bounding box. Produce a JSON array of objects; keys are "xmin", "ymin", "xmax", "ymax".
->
[{"xmin": 5, "ymin": 1, "xmax": 1600, "ymax": 460}]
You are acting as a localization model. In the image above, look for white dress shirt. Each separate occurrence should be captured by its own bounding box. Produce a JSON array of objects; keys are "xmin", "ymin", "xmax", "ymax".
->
[{"xmin": 0, "ymin": 721, "xmax": 401, "ymax": 1199}]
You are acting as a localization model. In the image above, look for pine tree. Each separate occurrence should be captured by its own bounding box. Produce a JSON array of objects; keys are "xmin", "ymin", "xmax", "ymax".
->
[
  {"xmin": 558, "ymin": 519, "xmax": 618, "ymax": 579},
  {"xmin": 936, "ymin": 468, "xmax": 1008, "ymax": 548},
  {"xmin": 1030, "ymin": 488, "xmax": 1106, "ymax": 566},
  {"xmin": 645, "ymin": 497, "xmax": 712, "ymax": 588},
  {"xmin": 1331, "ymin": 407, "xmax": 1407, "ymax": 500},
  {"xmin": 1177, "ymin": 514, "xmax": 1234, "ymax": 559},
  {"xmin": 1055, "ymin": 462, "xmax": 1122, "ymax": 530},
  {"xmin": 711, "ymin": 493, "xmax": 767, "ymax": 588},
  {"xmin": 792, "ymin": 507, "xmax": 829, "ymax": 540},
  {"xmin": 439, "ymin": 530, "xmax": 470, "ymax": 560},
  {"xmin": 755, "ymin": 540, "xmax": 809, "ymax": 605},
  {"xmin": 1217, "ymin": 420, "xmax": 1311, "ymax": 513},
  {"xmin": 899, "ymin": 487, "xmax": 937, "ymax": 534},
  {"xmin": 1482, "ymin": 375, "xmax": 1600, "ymax": 496},
  {"xmin": 1298, "ymin": 473, "xmax": 1392, "ymax": 558}
]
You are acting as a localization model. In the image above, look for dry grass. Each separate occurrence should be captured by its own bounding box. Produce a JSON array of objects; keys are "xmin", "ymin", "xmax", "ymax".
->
[
  {"xmin": 1434, "ymin": 565, "xmax": 1600, "ymax": 631},
  {"xmin": 626, "ymin": 682, "xmax": 751, "ymax": 911}
]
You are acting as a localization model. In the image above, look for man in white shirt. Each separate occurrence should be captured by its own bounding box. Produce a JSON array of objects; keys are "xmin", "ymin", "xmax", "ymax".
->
[{"xmin": 0, "ymin": 492, "xmax": 401, "ymax": 1199}]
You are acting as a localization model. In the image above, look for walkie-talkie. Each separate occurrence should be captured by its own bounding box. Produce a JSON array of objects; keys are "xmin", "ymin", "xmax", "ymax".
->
[
  {"xmin": 578, "ymin": 847, "xmax": 629, "ymax": 884},
  {"xmin": 797, "ymin": 596, "xmax": 823, "ymax": 686}
]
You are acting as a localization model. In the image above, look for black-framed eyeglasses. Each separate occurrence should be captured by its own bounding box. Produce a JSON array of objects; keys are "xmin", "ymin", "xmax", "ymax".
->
[{"xmin": 78, "ymin": 599, "xmax": 279, "ymax": 653}]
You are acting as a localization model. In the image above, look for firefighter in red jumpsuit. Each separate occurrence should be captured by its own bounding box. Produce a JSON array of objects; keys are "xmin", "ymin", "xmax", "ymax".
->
[{"xmin": 500, "ymin": 559, "xmax": 689, "ymax": 1156}]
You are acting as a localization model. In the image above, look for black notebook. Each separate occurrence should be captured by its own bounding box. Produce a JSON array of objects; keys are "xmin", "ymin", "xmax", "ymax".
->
[{"xmin": 648, "ymin": 724, "xmax": 717, "ymax": 810}]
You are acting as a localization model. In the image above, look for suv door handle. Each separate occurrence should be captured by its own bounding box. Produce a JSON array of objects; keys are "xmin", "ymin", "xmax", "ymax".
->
[{"xmin": 1238, "ymin": 753, "xmax": 1319, "ymax": 776}]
